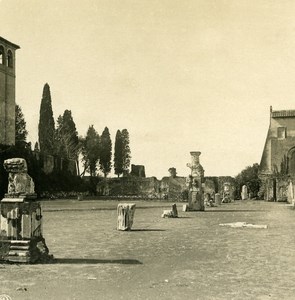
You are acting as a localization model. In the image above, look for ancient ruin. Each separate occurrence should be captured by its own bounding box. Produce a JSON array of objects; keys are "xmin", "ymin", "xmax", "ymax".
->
[
  {"xmin": 221, "ymin": 182, "xmax": 234, "ymax": 203},
  {"xmin": 117, "ymin": 203, "xmax": 136, "ymax": 231},
  {"xmin": 161, "ymin": 203, "xmax": 178, "ymax": 218},
  {"xmin": 241, "ymin": 185, "xmax": 248, "ymax": 200},
  {"xmin": 259, "ymin": 106, "xmax": 295, "ymax": 202},
  {"xmin": 185, "ymin": 151, "xmax": 205, "ymax": 211},
  {"xmin": 0, "ymin": 158, "xmax": 51, "ymax": 263}
]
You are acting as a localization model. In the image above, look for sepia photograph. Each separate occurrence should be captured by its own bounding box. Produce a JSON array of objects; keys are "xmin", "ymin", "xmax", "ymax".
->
[{"xmin": 1, "ymin": 1, "xmax": 295, "ymax": 299}]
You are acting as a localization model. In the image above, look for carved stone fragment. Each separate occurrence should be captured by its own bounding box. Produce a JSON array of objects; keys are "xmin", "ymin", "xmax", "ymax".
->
[{"xmin": 117, "ymin": 203, "xmax": 136, "ymax": 231}]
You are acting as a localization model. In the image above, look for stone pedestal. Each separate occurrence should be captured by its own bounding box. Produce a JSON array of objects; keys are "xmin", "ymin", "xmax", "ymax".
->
[
  {"xmin": 186, "ymin": 152, "xmax": 205, "ymax": 211},
  {"xmin": 117, "ymin": 203, "xmax": 136, "ymax": 231},
  {"xmin": 215, "ymin": 193, "xmax": 221, "ymax": 205},
  {"xmin": 241, "ymin": 185, "xmax": 248, "ymax": 200},
  {"xmin": 0, "ymin": 158, "xmax": 51, "ymax": 263},
  {"xmin": 188, "ymin": 190, "xmax": 204, "ymax": 211}
]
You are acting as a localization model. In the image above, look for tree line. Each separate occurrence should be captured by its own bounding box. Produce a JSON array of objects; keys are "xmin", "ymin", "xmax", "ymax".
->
[{"xmin": 16, "ymin": 83, "xmax": 131, "ymax": 178}]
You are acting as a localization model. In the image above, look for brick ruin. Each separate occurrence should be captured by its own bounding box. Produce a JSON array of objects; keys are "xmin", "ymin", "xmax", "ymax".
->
[{"xmin": 259, "ymin": 106, "xmax": 295, "ymax": 202}]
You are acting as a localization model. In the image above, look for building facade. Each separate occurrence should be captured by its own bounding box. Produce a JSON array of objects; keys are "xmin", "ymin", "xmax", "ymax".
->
[
  {"xmin": 0, "ymin": 36, "xmax": 20, "ymax": 145},
  {"xmin": 259, "ymin": 106, "xmax": 295, "ymax": 201}
]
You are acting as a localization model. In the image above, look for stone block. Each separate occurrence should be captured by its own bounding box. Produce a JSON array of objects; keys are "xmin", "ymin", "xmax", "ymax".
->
[
  {"xmin": 215, "ymin": 193, "xmax": 221, "ymax": 205},
  {"xmin": 161, "ymin": 203, "xmax": 178, "ymax": 218},
  {"xmin": 117, "ymin": 203, "xmax": 136, "ymax": 231},
  {"xmin": 182, "ymin": 204, "xmax": 189, "ymax": 212}
]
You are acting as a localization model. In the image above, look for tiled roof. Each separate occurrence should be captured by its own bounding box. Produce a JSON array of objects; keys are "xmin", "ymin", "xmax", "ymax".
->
[{"xmin": 272, "ymin": 110, "xmax": 295, "ymax": 118}]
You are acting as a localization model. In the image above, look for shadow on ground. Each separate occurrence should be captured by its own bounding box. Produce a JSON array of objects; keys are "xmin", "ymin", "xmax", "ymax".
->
[
  {"xmin": 52, "ymin": 258, "xmax": 143, "ymax": 265},
  {"xmin": 129, "ymin": 229, "xmax": 166, "ymax": 232},
  {"xmin": 205, "ymin": 209, "xmax": 268, "ymax": 213}
]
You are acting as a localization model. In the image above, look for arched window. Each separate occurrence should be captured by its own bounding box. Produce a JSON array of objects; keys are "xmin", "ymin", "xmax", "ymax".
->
[
  {"xmin": 6, "ymin": 50, "xmax": 13, "ymax": 68},
  {"xmin": 0, "ymin": 45, "xmax": 4, "ymax": 65},
  {"xmin": 288, "ymin": 147, "xmax": 295, "ymax": 174}
]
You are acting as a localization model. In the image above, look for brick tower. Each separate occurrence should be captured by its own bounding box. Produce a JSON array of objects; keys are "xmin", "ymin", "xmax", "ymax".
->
[{"xmin": 0, "ymin": 37, "xmax": 20, "ymax": 145}]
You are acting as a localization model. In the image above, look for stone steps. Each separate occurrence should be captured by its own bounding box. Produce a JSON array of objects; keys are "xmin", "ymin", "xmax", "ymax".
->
[{"xmin": 7, "ymin": 240, "xmax": 31, "ymax": 263}]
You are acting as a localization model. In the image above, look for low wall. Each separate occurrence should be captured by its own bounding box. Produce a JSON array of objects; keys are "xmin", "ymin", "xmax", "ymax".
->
[{"xmin": 97, "ymin": 175, "xmax": 236, "ymax": 201}]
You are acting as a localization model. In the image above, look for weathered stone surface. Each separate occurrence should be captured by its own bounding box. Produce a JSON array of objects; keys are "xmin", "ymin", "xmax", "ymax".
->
[
  {"xmin": 241, "ymin": 185, "xmax": 248, "ymax": 200},
  {"xmin": 3, "ymin": 158, "xmax": 35, "ymax": 197},
  {"xmin": 0, "ymin": 201, "xmax": 42, "ymax": 240},
  {"xmin": 117, "ymin": 203, "xmax": 136, "ymax": 231},
  {"xmin": 185, "ymin": 152, "xmax": 205, "ymax": 211},
  {"xmin": 188, "ymin": 191, "xmax": 204, "ymax": 211},
  {"xmin": 4, "ymin": 158, "xmax": 28, "ymax": 173},
  {"xmin": 215, "ymin": 193, "xmax": 221, "ymax": 205},
  {"xmin": 0, "ymin": 158, "xmax": 51, "ymax": 264},
  {"xmin": 0, "ymin": 238, "xmax": 53, "ymax": 263},
  {"xmin": 182, "ymin": 204, "xmax": 189, "ymax": 212},
  {"xmin": 161, "ymin": 203, "xmax": 178, "ymax": 218},
  {"xmin": 222, "ymin": 182, "xmax": 234, "ymax": 203}
]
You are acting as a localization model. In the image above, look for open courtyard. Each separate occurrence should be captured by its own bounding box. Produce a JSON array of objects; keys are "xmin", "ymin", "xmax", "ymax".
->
[{"xmin": 0, "ymin": 199, "xmax": 295, "ymax": 300}]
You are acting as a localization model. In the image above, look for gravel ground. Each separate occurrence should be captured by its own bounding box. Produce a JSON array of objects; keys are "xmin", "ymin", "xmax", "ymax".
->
[{"xmin": 1, "ymin": 199, "xmax": 295, "ymax": 300}]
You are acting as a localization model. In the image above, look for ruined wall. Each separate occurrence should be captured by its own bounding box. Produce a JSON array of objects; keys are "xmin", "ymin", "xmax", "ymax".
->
[
  {"xmin": 160, "ymin": 176, "xmax": 187, "ymax": 200},
  {"xmin": 130, "ymin": 164, "xmax": 146, "ymax": 178},
  {"xmin": 34, "ymin": 152, "xmax": 77, "ymax": 176},
  {"xmin": 98, "ymin": 175, "xmax": 236, "ymax": 200},
  {"xmin": 97, "ymin": 176, "xmax": 160, "ymax": 197}
]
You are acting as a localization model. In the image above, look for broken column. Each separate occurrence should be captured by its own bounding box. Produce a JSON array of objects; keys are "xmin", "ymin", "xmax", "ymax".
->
[
  {"xmin": 241, "ymin": 185, "xmax": 248, "ymax": 200},
  {"xmin": 117, "ymin": 203, "xmax": 136, "ymax": 231},
  {"xmin": 0, "ymin": 158, "xmax": 51, "ymax": 263},
  {"xmin": 222, "ymin": 182, "xmax": 234, "ymax": 203},
  {"xmin": 161, "ymin": 203, "xmax": 178, "ymax": 218},
  {"xmin": 215, "ymin": 193, "xmax": 221, "ymax": 205},
  {"xmin": 186, "ymin": 151, "xmax": 205, "ymax": 211}
]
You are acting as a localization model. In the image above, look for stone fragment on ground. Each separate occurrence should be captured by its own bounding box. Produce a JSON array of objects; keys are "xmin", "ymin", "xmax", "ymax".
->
[
  {"xmin": 219, "ymin": 222, "xmax": 267, "ymax": 229},
  {"xmin": 161, "ymin": 203, "xmax": 178, "ymax": 218},
  {"xmin": 117, "ymin": 203, "xmax": 136, "ymax": 230}
]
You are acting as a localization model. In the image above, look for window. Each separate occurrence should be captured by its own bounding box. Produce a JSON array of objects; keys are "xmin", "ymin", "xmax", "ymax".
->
[
  {"xmin": 6, "ymin": 50, "xmax": 13, "ymax": 68},
  {"xmin": 277, "ymin": 127, "xmax": 286, "ymax": 139},
  {"xmin": 0, "ymin": 45, "xmax": 4, "ymax": 65},
  {"xmin": 288, "ymin": 149, "xmax": 295, "ymax": 174}
]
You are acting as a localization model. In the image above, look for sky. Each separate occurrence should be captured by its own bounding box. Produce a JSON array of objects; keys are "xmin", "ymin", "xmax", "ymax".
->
[{"xmin": 1, "ymin": 0, "xmax": 295, "ymax": 178}]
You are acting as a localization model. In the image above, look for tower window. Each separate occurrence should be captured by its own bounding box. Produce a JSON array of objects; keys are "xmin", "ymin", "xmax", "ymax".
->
[
  {"xmin": 277, "ymin": 127, "xmax": 286, "ymax": 139},
  {"xmin": 0, "ymin": 46, "xmax": 4, "ymax": 65},
  {"xmin": 6, "ymin": 50, "xmax": 13, "ymax": 68}
]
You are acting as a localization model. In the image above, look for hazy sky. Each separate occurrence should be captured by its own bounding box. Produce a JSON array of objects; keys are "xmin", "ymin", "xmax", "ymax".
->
[{"xmin": 1, "ymin": 0, "xmax": 295, "ymax": 178}]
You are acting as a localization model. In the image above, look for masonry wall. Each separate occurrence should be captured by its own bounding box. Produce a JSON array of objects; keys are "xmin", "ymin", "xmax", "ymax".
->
[{"xmin": 0, "ymin": 38, "xmax": 18, "ymax": 145}]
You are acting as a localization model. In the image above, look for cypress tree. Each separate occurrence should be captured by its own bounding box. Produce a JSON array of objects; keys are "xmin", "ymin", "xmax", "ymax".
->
[
  {"xmin": 114, "ymin": 130, "xmax": 123, "ymax": 177},
  {"xmin": 81, "ymin": 125, "xmax": 100, "ymax": 177},
  {"xmin": 56, "ymin": 110, "xmax": 79, "ymax": 160},
  {"xmin": 38, "ymin": 83, "xmax": 55, "ymax": 155},
  {"xmin": 99, "ymin": 127, "xmax": 112, "ymax": 177},
  {"xmin": 121, "ymin": 129, "xmax": 131, "ymax": 175}
]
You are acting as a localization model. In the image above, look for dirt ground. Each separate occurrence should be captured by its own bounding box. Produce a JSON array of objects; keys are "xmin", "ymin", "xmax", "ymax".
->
[{"xmin": 1, "ymin": 199, "xmax": 295, "ymax": 300}]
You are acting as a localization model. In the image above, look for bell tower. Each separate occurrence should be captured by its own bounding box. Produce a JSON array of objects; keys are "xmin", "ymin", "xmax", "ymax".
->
[{"xmin": 0, "ymin": 36, "xmax": 20, "ymax": 145}]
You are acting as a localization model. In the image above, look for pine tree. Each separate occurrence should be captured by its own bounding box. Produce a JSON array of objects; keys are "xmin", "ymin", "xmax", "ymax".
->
[
  {"xmin": 81, "ymin": 125, "xmax": 100, "ymax": 177},
  {"xmin": 99, "ymin": 127, "xmax": 112, "ymax": 177},
  {"xmin": 121, "ymin": 129, "xmax": 131, "ymax": 175},
  {"xmin": 38, "ymin": 83, "xmax": 55, "ymax": 155},
  {"xmin": 15, "ymin": 104, "xmax": 28, "ymax": 143},
  {"xmin": 114, "ymin": 130, "xmax": 123, "ymax": 177}
]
